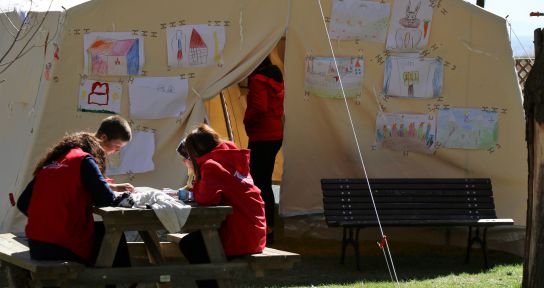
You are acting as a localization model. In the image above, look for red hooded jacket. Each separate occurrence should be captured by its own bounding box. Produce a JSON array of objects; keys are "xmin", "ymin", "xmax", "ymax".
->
[
  {"xmin": 193, "ymin": 141, "xmax": 267, "ymax": 256},
  {"xmin": 244, "ymin": 73, "xmax": 284, "ymax": 142},
  {"xmin": 26, "ymin": 148, "xmax": 95, "ymax": 261}
]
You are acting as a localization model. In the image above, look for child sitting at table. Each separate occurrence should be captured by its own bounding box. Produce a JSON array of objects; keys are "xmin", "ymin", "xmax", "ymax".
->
[
  {"xmin": 176, "ymin": 124, "xmax": 267, "ymax": 288},
  {"xmin": 17, "ymin": 132, "xmax": 130, "ymax": 267}
]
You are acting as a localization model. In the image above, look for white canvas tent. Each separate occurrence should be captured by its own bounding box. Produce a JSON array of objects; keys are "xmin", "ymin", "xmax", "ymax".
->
[{"xmin": 0, "ymin": 0, "xmax": 527, "ymax": 254}]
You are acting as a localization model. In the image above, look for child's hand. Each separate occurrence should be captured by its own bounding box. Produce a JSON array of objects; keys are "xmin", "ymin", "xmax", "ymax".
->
[{"xmin": 109, "ymin": 183, "xmax": 135, "ymax": 192}]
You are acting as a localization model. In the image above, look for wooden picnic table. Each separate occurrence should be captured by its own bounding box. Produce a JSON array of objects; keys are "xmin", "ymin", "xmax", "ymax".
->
[{"xmin": 93, "ymin": 205, "xmax": 232, "ymax": 267}]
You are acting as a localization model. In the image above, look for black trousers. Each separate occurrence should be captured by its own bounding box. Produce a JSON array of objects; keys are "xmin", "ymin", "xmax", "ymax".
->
[
  {"xmin": 179, "ymin": 231, "xmax": 219, "ymax": 288},
  {"xmin": 248, "ymin": 140, "xmax": 282, "ymax": 228},
  {"xmin": 28, "ymin": 222, "xmax": 131, "ymax": 268}
]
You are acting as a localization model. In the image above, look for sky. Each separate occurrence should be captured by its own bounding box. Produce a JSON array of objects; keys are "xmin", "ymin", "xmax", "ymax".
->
[{"xmin": 1, "ymin": 0, "xmax": 543, "ymax": 56}]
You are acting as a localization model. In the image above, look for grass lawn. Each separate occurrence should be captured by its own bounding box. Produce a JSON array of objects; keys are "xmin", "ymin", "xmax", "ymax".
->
[{"xmin": 237, "ymin": 237, "xmax": 523, "ymax": 288}]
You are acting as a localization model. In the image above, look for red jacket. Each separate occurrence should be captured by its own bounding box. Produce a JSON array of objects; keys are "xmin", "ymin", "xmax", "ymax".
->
[
  {"xmin": 244, "ymin": 73, "xmax": 284, "ymax": 142},
  {"xmin": 26, "ymin": 148, "xmax": 96, "ymax": 261},
  {"xmin": 193, "ymin": 141, "xmax": 266, "ymax": 256}
]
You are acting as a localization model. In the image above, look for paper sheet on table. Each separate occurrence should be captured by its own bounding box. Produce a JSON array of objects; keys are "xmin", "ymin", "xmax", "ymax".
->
[
  {"xmin": 129, "ymin": 76, "xmax": 188, "ymax": 119},
  {"xmin": 78, "ymin": 80, "xmax": 122, "ymax": 114},
  {"xmin": 166, "ymin": 24, "xmax": 226, "ymax": 68},
  {"xmin": 83, "ymin": 32, "xmax": 145, "ymax": 76},
  {"xmin": 107, "ymin": 130, "xmax": 155, "ymax": 175}
]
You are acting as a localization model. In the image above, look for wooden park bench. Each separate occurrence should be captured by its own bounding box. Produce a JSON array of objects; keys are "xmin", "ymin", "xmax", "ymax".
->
[{"xmin": 321, "ymin": 178, "xmax": 514, "ymax": 270}]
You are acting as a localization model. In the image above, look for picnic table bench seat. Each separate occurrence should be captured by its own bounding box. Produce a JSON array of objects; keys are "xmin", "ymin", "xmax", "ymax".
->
[
  {"xmin": 321, "ymin": 178, "xmax": 514, "ymax": 270},
  {"xmin": 167, "ymin": 233, "xmax": 300, "ymax": 277}
]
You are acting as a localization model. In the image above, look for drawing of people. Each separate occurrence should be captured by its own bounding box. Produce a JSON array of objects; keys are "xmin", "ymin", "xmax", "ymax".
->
[
  {"xmin": 407, "ymin": 122, "xmax": 416, "ymax": 138},
  {"xmin": 417, "ymin": 122, "xmax": 424, "ymax": 141},
  {"xmin": 391, "ymin": 122, "xmax": 398, "ymax": 137},
  {"xmin": 376, "ymin": 128, "xmax": 384, "ymax": 143},
  {"xmin": 425, "ymin": 122, "xmax": 432, "ymax": 144},
  {"xmin": 399, "ymin": 123, "xmax": 405, "ymax": 137},
  {"xmin": 383, "ymin": 125, "xmax": 390, "ymax": 138}
]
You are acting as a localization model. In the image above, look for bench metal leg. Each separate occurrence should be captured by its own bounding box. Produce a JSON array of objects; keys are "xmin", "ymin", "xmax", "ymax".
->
[
  {"xmin": 340, "ymin": 227, "xmax": 362, "ymax": 271},
  {"xmin": 465, "ymin": 226, "xmax": 489, "ymax": 270}
]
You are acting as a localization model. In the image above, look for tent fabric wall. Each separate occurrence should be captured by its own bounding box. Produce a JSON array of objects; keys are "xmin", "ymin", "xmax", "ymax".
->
[
  {"xmin": 0, "ymin": 11, "xmax": 64, "ymax": 232},
  {"xmin": 1, "ymin": 0, "xmax": 289, "ymax": 232},
  {"xmin": 281, "ymin": 0, "xmax": 528, "ymax": 227}
]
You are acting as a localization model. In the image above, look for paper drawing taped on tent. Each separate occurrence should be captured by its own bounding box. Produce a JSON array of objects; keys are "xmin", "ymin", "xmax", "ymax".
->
[
  {"xmin": 78, "ymin": 80, "xmax": 122, "ymax": 114},
  {"xmin": 436, "ymin": 108, "xmax": 499, "ymax": 150},
  {"xmin": 386, "ymin": 0, "xmax": 433, "ymax": 51},
  {"xmin": 128, "ymin": 76, "xmax": 188, "ymax": 119},
  {"xmin": 107, "ymin": 130, "xmax": 155, "ymax": 176},
  {"xmin": 383, "ymin": 54, "xmax": 443, "ymax": 98},
  {"xmin": 166, "ymin": 25, "xmax": 225, "ymax": 68},
  {"xmin": 329, "ymin": 0, "xmax": 390, "ymax": 43},
  {"xmin": 84, "ymin": 32, "xmax": 145, "ymax": 76},
  {"xmin": 304, "ymin": 56, "xmax": 363, "ymax": 99},
  {"xmin": 375, "ymin": 112, "xmax": 436, "ymax": 154}
]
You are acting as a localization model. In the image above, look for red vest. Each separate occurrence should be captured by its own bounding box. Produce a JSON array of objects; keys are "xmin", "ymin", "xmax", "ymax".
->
[{"xmin": 26, "ymin": 148, "xmax": 95, "ymax": 261}]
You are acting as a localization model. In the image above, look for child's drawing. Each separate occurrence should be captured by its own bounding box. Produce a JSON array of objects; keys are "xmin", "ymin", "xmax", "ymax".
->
[
  {"xmin": 107, "ymin": 130, "xmax": 155, "ymax": 176},
  {"xmin": 375, "ymin": 112, "xmax": 436, "ymax": 154},
  {"xmin": 166, "ymin": 25, "xmax": 225, "ymax": 68},
  {"xmin": 386, "ymin": 0, "xmax": 433, "ymax": 51},
  {"xmin": 304, "ymin": 56, "xmax": 363, "ymax": 98},
  {"xmin": 84, "ymin": 32, "xmax": 144, "ymax": 76},
  {"xmin": 383, "ymin": 54, "xmax": 443, "ymax": 98},
  {"xmin": 329, "ymin": 0, "xmax": 390, "ymax": 43},
  {"xmin": 128, "ymin": 77, "xmax": 189, "ymax": 119},
  {"xmin": 78, "ymin": 80, "xmax": 122, "ymax": 114},
  {"xmin": 437, "ymin": 108, "xmax": 498, "ymax": 150}
]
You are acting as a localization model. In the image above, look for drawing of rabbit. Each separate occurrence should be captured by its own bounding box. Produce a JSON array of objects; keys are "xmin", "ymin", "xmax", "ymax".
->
[
  {"xmin": 400, "ymin": 0, "xmax": 421, "ymax": 28},
  {"xmin": 395, "ymin": 0, "xmax": 423, "ymax": 49}
]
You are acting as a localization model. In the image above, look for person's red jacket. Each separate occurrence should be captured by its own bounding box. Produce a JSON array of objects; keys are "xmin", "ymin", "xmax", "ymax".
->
[
  {"xmin": 244, "ymin": 73, "xmax": 284, "ymax": 142},
  {"xmin": 192, "ymin": 141, "xmax": 266, "ymax": 256},
  {"xmin": 26, "ymin": 148, "xmax": 96, "ymax": 261}
]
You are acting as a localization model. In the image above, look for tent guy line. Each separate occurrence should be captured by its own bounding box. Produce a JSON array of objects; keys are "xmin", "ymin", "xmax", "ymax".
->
[{"xmin": 317, "ymin": 0, "xmax": 399, "ymax": 284}]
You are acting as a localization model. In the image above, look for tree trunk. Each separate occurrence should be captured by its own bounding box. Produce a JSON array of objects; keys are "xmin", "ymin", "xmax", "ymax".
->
[{"xmin": 522, "ymin": 28, "xmax": 544, "ymax": 288}]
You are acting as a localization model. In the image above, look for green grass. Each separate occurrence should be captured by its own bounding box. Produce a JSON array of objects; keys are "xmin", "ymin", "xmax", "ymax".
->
[
  {"xmin": 317, "ymin": 265, "xmax": 522, "ymax": 287},
  {"xmin": 237, "ymin": 237, "xmax": 523, "ymax": 288}
]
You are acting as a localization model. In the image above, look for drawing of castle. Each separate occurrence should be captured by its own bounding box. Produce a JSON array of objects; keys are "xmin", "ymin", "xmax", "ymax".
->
[{"xmin": 89, "ymin": 38, "xmax": 139, "ymax": 75}]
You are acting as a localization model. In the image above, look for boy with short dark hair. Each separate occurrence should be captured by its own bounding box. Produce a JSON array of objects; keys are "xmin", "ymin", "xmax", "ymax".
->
[{"xmin": 95, "ymin": 116, "xmax": 134, "ymax": 192}]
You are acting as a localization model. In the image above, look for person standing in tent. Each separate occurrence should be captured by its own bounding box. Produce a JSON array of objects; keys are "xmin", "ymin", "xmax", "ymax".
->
[
  {"xmin": 16, "ymin": 132, "xmax": 130, "ymax": 267},
  {"xmin": 95, "ymin": 115, "xmax": 134, "ymax": 192},
  {"xmin": 243, "ymin": 56, "xmax": 284, "ymax": 244},
  {"xmin": 176, "ymin": 124, "xmax": 266, "ymax": 288}
]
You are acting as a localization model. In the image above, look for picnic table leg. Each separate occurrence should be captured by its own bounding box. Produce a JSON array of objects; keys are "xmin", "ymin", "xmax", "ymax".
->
[
  {"xmin": 3, "ymin": 262, "xmax": 30, "ymax": 288},
  {"xmin": 200, "ymin": 229, "xmax": 232, "ymax": 288},
  {"xmin": 482, "ymin": 227, "xmax": 489, "ymax": 270},
  {"xmin": 139, "ymin": 230, "xmax": 164, "ymax": 265},
  {"xmin": 341, "ymin": 227, "xmax": 348, "ymax": 264},
  {"xmin": 95, "ymin": 230, "xmax": 122, "ymax": 267}
]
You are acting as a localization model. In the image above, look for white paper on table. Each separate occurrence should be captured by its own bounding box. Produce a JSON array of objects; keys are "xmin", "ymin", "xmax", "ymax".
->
[
  {"xmin": 78, "ymin": 80, "xmax": 122, "ymax": 114},
  {"xmin": 386, "ymin": 0, "xmax": 434, "ymax": 51},
  {"xmin": 128, "ymin": 76, "xmax": 188, "ymax": 119},
  {"xmin": 83, "ymin": 32, "xmax": 145, "ymax": 76},
  {"xmin": 107, "ymin": 130, "xmax": 155, "ymax": 175},
  {"xmin": 329, "ymin": 0, "xmax": 390, "ymax": 43},
  {"xmin": 166, "ymin": 24, "xmax": 226, "ymax": 68},
  {"xmin": 383, "ymin": 54, "xmax": 443, "ymax": 99}
]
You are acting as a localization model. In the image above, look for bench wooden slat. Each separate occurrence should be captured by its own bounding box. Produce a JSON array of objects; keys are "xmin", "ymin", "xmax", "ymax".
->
[{"xmin": 321, "ymin": 178, "xmax": 514, "ymax": 270}]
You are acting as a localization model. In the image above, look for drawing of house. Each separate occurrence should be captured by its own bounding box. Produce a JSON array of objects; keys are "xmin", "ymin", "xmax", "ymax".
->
[
  {"xmin": 189, "ymin": 28, "xmax": 208, "ymax": 65},
  {"xmin": 89, "ymin": 38, "xmax": 139, "ymax": 75}
]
